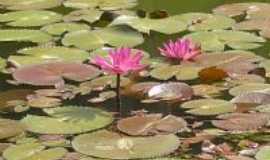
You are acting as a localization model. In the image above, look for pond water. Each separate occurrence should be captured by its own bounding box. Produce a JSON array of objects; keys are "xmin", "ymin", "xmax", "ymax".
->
[{"xmin": 1, "ymin": 0, "xmax": 270, "ymax": 160}]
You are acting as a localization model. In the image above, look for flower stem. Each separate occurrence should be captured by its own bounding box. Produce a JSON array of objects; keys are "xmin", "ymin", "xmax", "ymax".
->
[{"xmin": 116, "ymin": 74, "xmax": 122, "ymax": 117}]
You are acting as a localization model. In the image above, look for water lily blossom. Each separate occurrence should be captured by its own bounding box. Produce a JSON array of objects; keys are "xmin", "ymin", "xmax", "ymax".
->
[
  {"xmin": 159, "ymin": 38, "xmax": 201, "ymax": 61},
  {"xmin": 91, "ymin": 47, "xmax": 146, "ymax": 116},
  {"xmin": 91, "ymin": 47, "xmax": 146, "ymax": 75}
]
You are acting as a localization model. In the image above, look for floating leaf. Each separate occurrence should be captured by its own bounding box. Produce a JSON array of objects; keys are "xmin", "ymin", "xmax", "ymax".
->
[
  {"xmin": 0, "ymin": 30, "xmax": 52, "ymax": 43},
  {"xmin": 63, "ymin": 9, "xmax": 104, "ymax": 23},
  {"xmin": 23, "ymin": 147, "xmax": 67, "ymax": 160},
  {"xmin": 0, "ymin": 10, "xmax": 62, "ymax": 27},
  {"xmin": 231, "ymin": 92, "xmax": 270, "ymax": 105},
  {"xmin": 21, "ymin": 106, "xmax": 113, "ymax": 134},
  {"xmin": 229, "ymin": 83, "xmax": 270, "ymax": 96},
  {"xmin": 212, "ymin": 113, "xmax": 270, "ymax": 131},
  {"xmin": 9, "ymin": 46, "xmax": 90, "ymax": 67},
  {"xmin": 181, "ymin": 99, "xmax": 236, "ymax": 116},
  {"xmin": 0, "ymin": 119, "xmax": 25, "ymax": 140},
  {"xmin": 192, "ymin": 84, "xmax": 225, "ymax": 98},
  {"xmin": 0, "ymin": 57, "xmax": 6, "ymax": 72},
  {"xmin": 117, "ymin": 114, "xmax": 188, "ymax": 136},
  {"xmin": 62, "ymin": 26, "xmax": 144, "ymax": 50},
  {"xmin": 129, "ymin": 82, "xmax": 160, "ymax": 95},
  {"xmin": 12, "ymin": 62, "xmax": 101, "ymax": 86},
  {"xmin": 63, "ymin": 0, "xmax": 138, "ymax": 10},
  {"xmin": 0, "ymin": 0, "xmax": 62, "ymax": 10},
  {"xmin": 185, "ymin": 30, "xmax": 265, "ymax": 51},
  {"xmin": 255, "ymin": 146, "xmax": 270, "ymax": 160},
  {"xmin": 41, "ymin": 22, "xmax": 90, "ymax": 36},
  {"xmin": 148, "ymin": 82, "xmax": 193, "ymax": 101},
  {"xmin": 256, "ymin": 104, "xmax": 270, "ymax": 113},
  {"xmin": 199, "ymin": 67, "xmax": 228, "ymax": 82},
  {"xmin": 111, "ymin": 15, "xmax": 187, "ymax": 34},
  {"xmin": 27, "ymin": 96, "xmax": 61, "ymax": 108},
  {"xmin": 72, "ymin": 130, "xmax": 180, "ymax": 159},
  {"xmin": 88, "ymin": 90, "xmax": 116, "ymax": 103}
]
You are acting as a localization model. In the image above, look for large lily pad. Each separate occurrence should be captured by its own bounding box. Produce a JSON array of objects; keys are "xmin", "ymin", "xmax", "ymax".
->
[
  {"xmin": 229, "ymin": 83, "xmax": 270, "ymax": 96},
  {"xmin": 255, "ymin": 146, "xmax": 270, "ymax": 160},
  {"xmin": 117, "ymin": 114, "xmax": 188, "ymax": 136},
  {"xmin": 41, "ymin": 22, "xmax": 90, "ymax": 36},
  {"xmin": 231, "ymin": 92, "xmax": 270, "ymax": 105},
  {"xmin": 3, "ymin": 142, "xmax": 67, "ymax": 160},
  {"xmin": 72, "ymin": 130, "xmax": 180, "ymax": 159},
  {"xmin": 0, "ymin": 119, "xmax": 25, "ymax": 140},
  {"xmin": 21, "ymin": 106, "xmax": 113, "ymax": 134},
  {"xmin": 62, "ymin": 26, "xmax": 144, "ymax": 50},
  {"xmin": 212, "ymin": 113, "xmax": 270, "ymax": 131},
  {"xmin": 0, "ymin": 10, "xmax": 62, "ymax": 27},
  {"xmin": 111, "ymin": 15, "xmax": 187, "ymax": 34},
  {"xmin": 12, "ymin": 62, "xmax": 101, "ymax": 86},
  {"xmin": 181, "ymin": 99, "xmax": 236, "ymax": 116},
  {"xmin": 63, "ymin": 0, "xmax": 138, "ymax": 10},
  {"xmin": 0, "ymin": 0, "xmax": 62, "ymax": 10},
  {"xmin": 63, "ymin": 9, "xmax": 104, "ymax": 23},
  {"xmin": 147, "ymin": 82, "xmax": 193, "ymax": 101},
  {"xmin": 0, "ymin": 29, "xmax": 52, "ymax": 43},
  {"xmin": 185, "ymin": 30, "xmax": 265, "ymax": 51},
  {"xmin": 9, "ymin": 46, "xmax": 90, "ymax": 67}
]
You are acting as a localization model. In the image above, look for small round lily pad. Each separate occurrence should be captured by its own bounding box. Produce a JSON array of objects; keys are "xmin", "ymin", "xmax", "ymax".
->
[
  {"xmin": 72, "ymin": 130, "xmax": 180, "ymax": 159},
  {"xmin": 181, "ymin": 99, "xmax": 236, "ymax": 116}
]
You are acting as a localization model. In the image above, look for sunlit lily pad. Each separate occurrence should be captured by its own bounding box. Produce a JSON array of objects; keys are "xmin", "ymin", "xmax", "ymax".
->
[
  {"xmin": 3, "ymin": 142, "xmax": 67, "ymax": 160},
  {"xmin": 0, "ymin": 0, "xmax": 62, "ymax": 10},
  {"xmin": 9, "ymin": 46, "xmax": 90, "ymax": 67},
  {"xmin": 27, "ymin": 96, "xmax": 62, "ymax": 108},
  {"xmin": 181, "ymin": 99, "xmax": 236, "ymax": 116},
  {"xmin": 129, "ymin": 82, "xmax": 160, "ymax": 95},
  {"xmin": 0, "ymin": 29, "xmax": 52, "ymax": 43},
  {"xmin": 41, "ymin": 22, "xmax": 90, "ymax": 36},
  {"xmin": 63, "ymin": 9, "xmax": 104, "ymax": 23},
  {"xmin": 185, "ymin": 30, "xmax": 265, "ymax": 51},
  {"xmin": 229, "ymin": 83, "xmax": 270, "ymax": 96},
  {"xmin": 212, "ymin": 113, "xmax": 270, "ymax": 131},
  {"xmin": 21, "ymin": 106, "xmax": 113, "ymax": 134},
  {"xmin": 147, "ymin": 82, "xmax": 193, "ymax": 101},
  {"xmin": 192, "ymin": 84, "xmax": 225, "ymax": 98},
  {"xmin": 88, "ymin": 90, "xmax": 116, "ymax": 103},
  {"xmin": 117, "ymin": 114, "xmax": 188, "ymax": 136},
  {"xmin": 63, "ymin": 0, "xmax": 138, "ymax": 10},
  {"xmin": 0, "ymin": 119, "xmax": 25, "ymax": 140},
  {"xmin": 72, "ymin": 130, "xmax": 180, "ymax": 159},
  {"xmin": 111, "ymin": 15, "xmax": 187, "ymax": 34},
  {"xmin": 62, "ymin": 26, "xmax": 144, "ymax": 50},
  {"xmin": 0, "ymin": 10, "xmax": 62, "ymax": 27},
  {"xmin": 255, "ymin": 146, "xmax": 270, "ymax": 160},
  {"xmin": 12, "ymin": 62, "xmax": 101, "ymax": 86}
]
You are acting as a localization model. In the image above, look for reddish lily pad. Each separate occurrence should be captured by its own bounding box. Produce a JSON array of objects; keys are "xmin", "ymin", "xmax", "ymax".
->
[
  {"xmin": 231, "ymin": 92, "xmax": 270, "ymax": 105},
  {"xmin": 212, "ymin": 113, "xmax": 270, "ymax": 131},
  {"xmin": 12, "ymin": 62, "xmax": 101, "ymax": 87},
  {"xmin": 117, "ymin": 114, "xmax": 188, "ymax": 136}
]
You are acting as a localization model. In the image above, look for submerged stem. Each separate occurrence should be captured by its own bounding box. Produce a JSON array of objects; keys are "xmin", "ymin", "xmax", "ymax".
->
[{"xmin": 116, "ymin": 74, "xmax": 122, "ymax": 116}]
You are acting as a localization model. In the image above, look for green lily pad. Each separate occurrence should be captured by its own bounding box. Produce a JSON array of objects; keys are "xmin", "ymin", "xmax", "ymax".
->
[
  {"xmin": 41, "ymin": 22, "xmax": 90, "ymax": 36},
  {"xmin": 72, "ymin": 130, "xmax": 180, "ymax": 159},
  {"xmin": 260, "ymin": 60, "xmax": 270, "ymax": 78},
  {"xmin": 150, "ymin": 65, "xmax": 201, "ymax": 81},
  {"xmin": 8, "ymin": 46, "xmax": 90, "ymax": 67},
  {"xmin": 0, "ymin": 29, "xmax": 52, "ymax": 43},
  {"xmin": 0, "ymin": 57, "xmax": 6, "ymax": 72},
  {"xmin": 111, "ymin": 15, "xmax": 187, "ymax": 34},
  {"xmin": 256, "ymin": 104, "xmax": 270, "ymax": 113},
  {"xmin": 181, "ymin": 99, "xmax": 236, "ymax": 116},
  {"xmin": 63, "ymin": 9, "xmax": 104, "ymax": 23},
  {"xmin": 256, "ymin": 146, "xmax": 270, "ymax": 160},
  {"xmin": 63, "ymin": 0, "xmax": 138, "ymax": 10},
  {"xmin": 0, "ymin": 0, "xmax": 62, "ymax": 10},
  {"xmin": 229, "ymin": 83, "xmax": 270, "ymax": 96},
  {"xmin": 0, "ymin": 10, "xmax": 62, "ymax": 27},
  {"xmin": 185, "ymin": 30, "xmax": 265, "ymax": 51},
  {"xmin": 21, "ymin": 106, "xmax": 113, "ymax": 134},
  {"xmin": 62, "ymin": 26, "xmax": 144, "ymax": 50},
  {"xmin": 0, "ymin": 119, "xmax": 25, "ymax": 140},
  {"xmin": 3, "ymin": 142, "xmax": 67, "ymax": 160}
]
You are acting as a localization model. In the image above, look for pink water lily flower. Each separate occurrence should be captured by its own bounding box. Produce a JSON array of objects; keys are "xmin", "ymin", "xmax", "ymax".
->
[
  {"xmin": 159, "ymin": 38, "xmax": 201, "ymax": 61},
  {"xmin": 91, "ymin": 47, "xmax": 146, "ymax": 75}
]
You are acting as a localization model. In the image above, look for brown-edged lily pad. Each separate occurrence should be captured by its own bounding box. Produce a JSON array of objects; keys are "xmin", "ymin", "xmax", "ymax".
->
[
  {"xmin": 212, "ymin": 113, "xmax": 270, "ymax": 131},
  {"xmin": 117, "ymin": 114, "xmax": 188, "ymax": 136},
  {"xmin": 88, "ymin": 90, "xmax": 116, "ymax": 103},
  {"xmin": 129, "ymin": 82, "xmax": 160, "ymax": 96},
  {"xmin": 229, "ymin": 83, "xmax": 270, "ymax": 96},
  {"xmin": 12, "ymin": 62, "xmax": 101, "ymax": 87},
  {"xmin": 231, "ymin": 92, "xmax": 270, "ymax": 105},
  {"xmin": 27, "ymin": 96, "xmax": 62, "ymax": 108},
  {"xmin": 147, "ymin": 82, "xmax": 193, "ymax": 101},
  {"xmin": 192, "ymin": 84, "xmax": 225, "ymax": 98}
]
